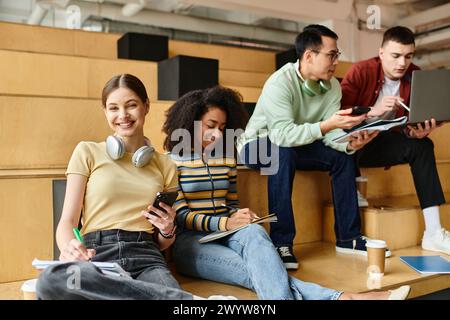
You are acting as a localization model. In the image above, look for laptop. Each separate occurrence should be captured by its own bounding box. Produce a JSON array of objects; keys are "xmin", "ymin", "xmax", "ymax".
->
[{"xmin": 408, "ymin": 69, "xmax": 450, "ymax": 124}]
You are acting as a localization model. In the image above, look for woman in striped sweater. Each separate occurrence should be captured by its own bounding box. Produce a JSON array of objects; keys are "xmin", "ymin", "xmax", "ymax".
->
[{"xmin": 162, "ymin": 86, "xmax": 409, "ymax": 300}]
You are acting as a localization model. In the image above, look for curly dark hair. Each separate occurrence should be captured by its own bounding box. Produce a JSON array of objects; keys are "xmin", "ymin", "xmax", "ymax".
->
[{"xmin": 163, "ymin": 86, "xmax": 249, "ymax": 152}]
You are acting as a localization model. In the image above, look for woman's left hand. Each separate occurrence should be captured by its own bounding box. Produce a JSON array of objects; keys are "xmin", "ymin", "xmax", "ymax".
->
[{"xmin": 142, "ymin": 202, "xmax": 176, "ymax": 235}]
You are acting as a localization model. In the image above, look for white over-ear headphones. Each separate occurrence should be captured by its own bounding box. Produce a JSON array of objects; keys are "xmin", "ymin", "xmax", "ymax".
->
[{"xmin": 105, "ymin": 135, "xmax": 155, "ymax": 168}]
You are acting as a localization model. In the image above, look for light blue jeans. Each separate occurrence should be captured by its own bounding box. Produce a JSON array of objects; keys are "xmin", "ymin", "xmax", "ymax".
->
[{"xmin": 173, "ymin": 224, "xmax": 342, "ymax": 300}]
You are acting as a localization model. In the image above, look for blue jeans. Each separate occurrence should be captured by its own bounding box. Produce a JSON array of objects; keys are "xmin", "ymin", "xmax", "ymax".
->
[
  {"xmin": 173, "ymin": 224, "xmax": 341, "ymax": 300},
  {"xmin": 240, "ymin": 138, "xmax": 362, "ymax": 247},
  {"xmin": 36, "ymin": 229, "xmax": 193, "ymax": 300}
]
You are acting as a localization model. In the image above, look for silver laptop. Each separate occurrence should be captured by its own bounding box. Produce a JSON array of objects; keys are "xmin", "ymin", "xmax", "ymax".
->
[{"xmin": 408, "ymin": 69, "xmax": 450, "ymax": 123}]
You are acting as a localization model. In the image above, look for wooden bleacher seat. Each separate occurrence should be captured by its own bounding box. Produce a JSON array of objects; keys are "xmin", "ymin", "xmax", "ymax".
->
[{"xmin": 1, "ymin": 21, "xmax": 449, "ymax": 300}]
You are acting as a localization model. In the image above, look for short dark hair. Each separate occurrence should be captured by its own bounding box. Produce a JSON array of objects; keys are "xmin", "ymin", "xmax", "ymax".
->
[
  {"xmin": 382, "ymin": 26, "xmax": 415, "ymax": 47},
  {"xmin": 101, "ymin": 74, "xmax": 149, "ymax": 108},
  {"xmin": 163, "ymin": 86, "xmax": 249, "ymax": 152},
  {"xmin": 295, "ymin": 24, "xmax": 338, "ymax": 60}
]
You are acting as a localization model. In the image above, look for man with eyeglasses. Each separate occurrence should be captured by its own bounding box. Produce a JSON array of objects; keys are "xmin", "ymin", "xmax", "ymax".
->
[
  {"xmin": 237, "ymin": 24, "xmax": 387, "ymax": 269},
  {"xmin": 341, "ymin": 26, "xmax": 450, "ymax": 255}
]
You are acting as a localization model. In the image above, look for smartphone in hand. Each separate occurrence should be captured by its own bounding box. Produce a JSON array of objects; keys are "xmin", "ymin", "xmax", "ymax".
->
[
  {"xmin": 148, "ymin": 191, "xmax": 179, "ymax": 216},
  {"xmin": 350, "ymin": 106, "xmax": 371, "ymax": 116}
]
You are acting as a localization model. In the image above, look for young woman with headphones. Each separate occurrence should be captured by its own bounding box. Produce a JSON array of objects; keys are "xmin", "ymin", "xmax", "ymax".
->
[{"xmin": 36, "ymin": 74, "xmax": 225, "ymax": 300}]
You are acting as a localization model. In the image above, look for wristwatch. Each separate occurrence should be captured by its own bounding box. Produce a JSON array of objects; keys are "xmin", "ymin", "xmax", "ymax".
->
[{"xmin": 159, "ymin": 223, "xmax": 177, "ymax": 239}]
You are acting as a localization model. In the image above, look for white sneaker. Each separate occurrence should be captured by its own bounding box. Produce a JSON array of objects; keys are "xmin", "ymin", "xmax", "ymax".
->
[
  {"xmin": 207, "ymin": 295, "xmax": 238, "ymax": 300},
  {"xmin": 388, "ymin": 285, "xmax": 411, "ymax": 300},
  {"xmin": 357, "ymin": 190, "xmax": 369, "ymax": 207},
  {"xmin": 422, "ymin": 228, "xmax": 450, "ymax": 255},
  {"xmin": 193, "ymin": 294, "xmax": 238, "ymax": 300}
]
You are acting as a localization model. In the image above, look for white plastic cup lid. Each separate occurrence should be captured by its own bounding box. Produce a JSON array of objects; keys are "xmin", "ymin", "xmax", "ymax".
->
[{"xmin": 365, "ymin": 239, "xmax": 387, "ymax": 249}]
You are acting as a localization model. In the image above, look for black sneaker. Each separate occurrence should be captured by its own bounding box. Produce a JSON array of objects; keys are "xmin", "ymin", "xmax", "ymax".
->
[
  {"xmin": 276, "ymin": 246, "xmax": 299, "ymax": 270},
  {"xmin": 336, "ymin": 236, "xmax": 391, "ymax": 257}
]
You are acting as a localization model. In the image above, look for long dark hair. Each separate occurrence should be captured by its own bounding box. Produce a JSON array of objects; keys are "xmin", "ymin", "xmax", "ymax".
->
[{"xmin": 163, "ymin": 86, "xmax": 249, "ymax": 152}]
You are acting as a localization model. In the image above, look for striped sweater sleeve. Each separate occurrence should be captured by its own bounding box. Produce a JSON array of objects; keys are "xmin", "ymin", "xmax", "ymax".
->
[
  {"xmin": 173, "ymin": 178, "xmax": 228, "ymax": 232},
  {"xmin": 225, "ymin": 163, "xmax": 239, "ymax": 208}
]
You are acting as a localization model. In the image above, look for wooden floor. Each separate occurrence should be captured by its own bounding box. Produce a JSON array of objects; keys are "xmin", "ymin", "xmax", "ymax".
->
[{"xmin": 1, "ymin": 242, "xmax": 448, "ymax": 300}]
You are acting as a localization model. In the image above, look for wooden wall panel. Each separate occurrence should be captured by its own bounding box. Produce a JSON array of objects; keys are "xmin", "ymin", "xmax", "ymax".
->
[{"xmin": 0, "ymin": 178, "xmax": 53, "ymax": 282}]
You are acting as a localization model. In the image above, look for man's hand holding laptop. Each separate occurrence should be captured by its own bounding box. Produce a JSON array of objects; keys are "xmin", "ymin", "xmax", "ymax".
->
[{"xmin": 406, "ymin": 118, "xmax": 444, "ymax": 139}]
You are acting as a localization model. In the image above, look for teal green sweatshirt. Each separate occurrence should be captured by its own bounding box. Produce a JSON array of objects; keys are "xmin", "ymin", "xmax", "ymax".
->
[{"xmin": 237, "ymin": 62, "xmax": 351, "ymax": 154}]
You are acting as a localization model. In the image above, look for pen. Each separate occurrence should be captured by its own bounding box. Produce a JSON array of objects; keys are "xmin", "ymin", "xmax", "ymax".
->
[
  {"xmin": 221, "ymin": 204, "xmax": 239, "ymax": 214},
  {"xmin": 397, "ymin": 100, "xmax": 410, "ymax": 112},
  {"xmin": 72, "ymin": 227, "xmax": 84, "ymax": 244}
]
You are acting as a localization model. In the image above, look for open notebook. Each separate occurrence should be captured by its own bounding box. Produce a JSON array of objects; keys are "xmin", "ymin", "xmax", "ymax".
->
[
  {"xmin": 333, "ymin": 116, "xmax": 408, "ymax": 143},
  {"xmin": 199, "ymin": 214, "xmax": 278, "ymax": 244},
  {"xmin": 32, "ymin": 258, "xmax": 132, "ymax": 278}
]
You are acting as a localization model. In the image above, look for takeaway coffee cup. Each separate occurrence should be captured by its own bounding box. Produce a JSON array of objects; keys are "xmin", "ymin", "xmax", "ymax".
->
[
  {"xmin": 21, "ymin": 279, "xmax": 37, "ymax": 300},
  {"xmin": 366, "ymin": 239, "xmax": 387, "ymax": 275}
]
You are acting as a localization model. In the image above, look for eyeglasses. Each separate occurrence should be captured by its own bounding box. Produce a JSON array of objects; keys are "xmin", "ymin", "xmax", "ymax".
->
[{"xmin": 311, "ymin": 50, "xmax": 341, "ymax": 62}]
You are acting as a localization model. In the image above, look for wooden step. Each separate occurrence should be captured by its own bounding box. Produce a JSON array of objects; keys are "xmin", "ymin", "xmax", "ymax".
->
[
  {"xmin": 219, "ymin": 70, "xmax": 270, "ymax": 88},
  {"xmin": 2, "ymin": 242, "xmax": 447, "ymax": 300},
  {"xmin": 170, "ymin": 40, "xmax": 275, "ymax": 73},
  {"xmin": 0, "ymin": 21, "xmax": 276, "ymax": 74},
  {"xmin": 0, "ymin": 281, "xmax": 26, "ymax": 300},
  {"xmin": 0, "ymin": 50, "xmax": 158, "ymax": 101},
  {"xmin": 227, "ymin": 86, "xmax": 262, "ymax": 102},
  {"xmin": 323, "ymin": 194, "xmax": 450, "ymax": 250},
  {"xmin": 0, "ymin": 49, "xmax": 266, "ymax": 104},
  {"xmin": 429, "ymin": 124, "xmax": 450, "ymax": 160},
  {"xmin": 0, "ymin": 21, "xmax": 119, "ymax": 59},
  {"xmin": 360, "ymin": 161, "xmax": 450, "ymax": 199}
]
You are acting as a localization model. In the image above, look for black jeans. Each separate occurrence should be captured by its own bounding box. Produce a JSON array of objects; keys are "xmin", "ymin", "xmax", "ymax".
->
[
  {"xmin": 241, "ymin": 138, "xmax": 362, "ymax": 247},
  {"xmin": 356, "ymin": 131, "xmax": 445, "ymax": 209},
  {"xmin": 36, "ymin": 229, "xmax": 193, "ymax": 300}
]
